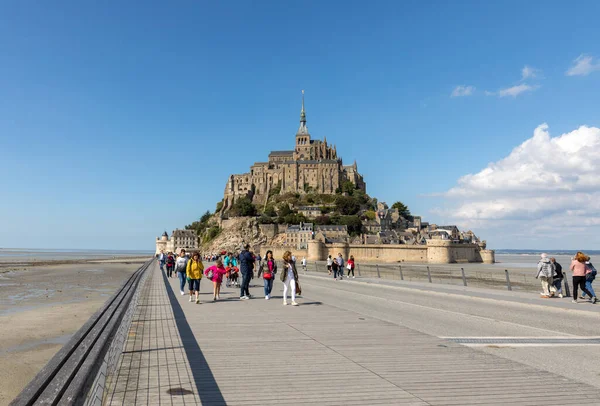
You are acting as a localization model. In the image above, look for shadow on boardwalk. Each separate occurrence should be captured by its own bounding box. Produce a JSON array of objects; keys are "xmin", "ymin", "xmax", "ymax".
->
[{"xmin": 161, "ymin": 271, "xmax": 226, "ymax": 405}]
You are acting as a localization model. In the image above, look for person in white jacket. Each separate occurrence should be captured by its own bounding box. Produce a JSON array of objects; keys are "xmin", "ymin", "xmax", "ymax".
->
[{"xmin": 536, "ymin": 253, "xmax": 556, "ymax": 298}]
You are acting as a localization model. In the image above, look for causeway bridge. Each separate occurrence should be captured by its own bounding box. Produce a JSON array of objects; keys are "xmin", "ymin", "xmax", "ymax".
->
[{"xmin": 12, "ymin": 261, "xmax": 600, "ymax": 405}]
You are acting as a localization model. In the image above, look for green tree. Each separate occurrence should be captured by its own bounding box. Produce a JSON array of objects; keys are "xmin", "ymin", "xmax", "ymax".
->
[
  {"xmin": 282, "ymin": 213, "xmax": 308, "ymax": 225},
  {"xmin": 341, "ymin": 180, "xmax": 356, "ymax": 196},
  {"xmin": 277, "ymin": 203, "xmax": 293, "ymax": 217},
  {"xmin": 257, "ymin": 215, "xmax": 275, "ymax": 224},
  {"xmin": 339, "ymin": 215, "xmax": 363, "ymax": 236},
  {"xmin": 263, "ymin": 204, "xmax": 277, "ymax": 217},
  {"xmin": 314, "ymin": 215, "xmax": 331, "ymax": 225},
  {"xmin": 335, "ymin": 195, "xmax": 360, "ymax": 215},
  {"xmin": 268, "ymin": 181, "xmax": 281, "ymax": 199},
  {"xmin": 363, "ymin": 210, "xmax": 376, "ymax": 221},
  {"xmin": 230, "ymin": 197, "xmax": 257, "ymax": 217},
  {"xmin": 216, "ymin": 200, "xmax": 224, "ymax": 212},
  {"xmin": 391, "ymin": 201, "xmax": 412, "ymax": 218}
]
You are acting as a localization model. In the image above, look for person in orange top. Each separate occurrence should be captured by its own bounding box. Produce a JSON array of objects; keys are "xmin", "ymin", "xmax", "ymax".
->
[{"xmin": 570, "ymin": 252, "xmax": 596, "ymax": 304}]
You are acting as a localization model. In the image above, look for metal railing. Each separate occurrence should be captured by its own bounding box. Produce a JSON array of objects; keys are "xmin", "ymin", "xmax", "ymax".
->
[
  {"xmin": 295, "ymin": 261, "xmax": 566, "ymax": 294},
  {"xmin": 11, "ymin": 259, "xmax": 153, "ymax": 406}
]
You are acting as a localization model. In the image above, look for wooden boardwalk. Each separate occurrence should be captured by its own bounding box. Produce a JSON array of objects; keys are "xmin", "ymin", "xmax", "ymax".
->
[{"xmin": 106, "ymin": 263, "xmax": 600, "ymax": 405}]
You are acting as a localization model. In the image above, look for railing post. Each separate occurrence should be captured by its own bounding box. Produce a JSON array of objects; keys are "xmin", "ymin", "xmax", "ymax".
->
[
  {"xmin": 399, "ymin": 265, "xmax": 404, "ymax": 280},
  {"xmin": 427, "ymin": 266, "xmax": 432, "ymax": 283},
  {"xmin": 505, "ymin": 269, "xmax": 512, "ymax": 291},
  {"xmin": 376, "ymin": 264, "xmax": 381, "ymax": 278},
  {"xmin": 563, "ymin": 277, "xmax": 570, "ymax": 298},
  {"xmin": 461, "ymin": 267, "xmax": 467, "ymax": 287},
  {"xmin": 357, "ymin": 263, "xmax": 361, "ymax": 277}
]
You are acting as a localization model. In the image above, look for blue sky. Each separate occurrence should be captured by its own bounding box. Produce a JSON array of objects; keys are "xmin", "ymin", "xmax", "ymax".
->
[{"xmin": 1, "ymin": 1, "xmax": 600, "ymax": 250}]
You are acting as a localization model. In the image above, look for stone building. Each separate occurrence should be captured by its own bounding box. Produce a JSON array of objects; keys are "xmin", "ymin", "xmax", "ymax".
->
[
  {"xmin": 284, "ymin": 222, "xmax": 314, "ymax": 249},
  {"xmin": 221, "ymin": 92, "xmax": 366, "ymax": 212},
  {"xmin": 155, "ymin": 229, "xmax": 198, "ymax": 255}
]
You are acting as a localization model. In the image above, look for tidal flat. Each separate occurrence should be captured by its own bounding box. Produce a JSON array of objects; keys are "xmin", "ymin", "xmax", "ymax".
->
[{"xmin": 0, "ymin": 261, "xmax": 144, "ymax": 403}]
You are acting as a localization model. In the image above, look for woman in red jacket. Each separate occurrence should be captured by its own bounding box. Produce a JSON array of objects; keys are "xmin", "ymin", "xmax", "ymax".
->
[{"xmin": 346, "ymin": 256, "xmax": 356, "ymax": 278}]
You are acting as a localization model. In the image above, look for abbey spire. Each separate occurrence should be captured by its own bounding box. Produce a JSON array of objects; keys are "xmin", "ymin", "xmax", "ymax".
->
[{"xmin": 297, "ymin": 90, "xmax": 309, "ymax": 135}]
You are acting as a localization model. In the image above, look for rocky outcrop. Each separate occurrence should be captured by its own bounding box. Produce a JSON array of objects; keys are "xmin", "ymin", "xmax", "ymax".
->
[{"xmin": 201, "ymin": 217, "xmax": 268, "ymax": 254}]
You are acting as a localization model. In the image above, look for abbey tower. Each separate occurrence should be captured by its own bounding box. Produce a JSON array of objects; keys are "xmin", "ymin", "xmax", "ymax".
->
[{"xmin": 221, "ymin": 91, "xmax": 366, "ymax": 212}]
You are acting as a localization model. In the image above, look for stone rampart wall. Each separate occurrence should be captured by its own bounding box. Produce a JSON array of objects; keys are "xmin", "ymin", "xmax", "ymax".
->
[{"xmin": 281, "ymin": 240, "xmax": 496, "ymax": 264}]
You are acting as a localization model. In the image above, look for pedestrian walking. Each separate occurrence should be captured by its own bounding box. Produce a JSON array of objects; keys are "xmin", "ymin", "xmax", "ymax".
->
[
  {"xmin": 550, "ymin": 257, "xmax": 564, "ymax": 298},
  {"xmin": 166, "ymin": 252, "xmax": 175, "ymax": 278},
  {"xmin": 204, "ymin": 259, "xmax": 228, "ymax": 301},
  {"xmin": 158, "ymin": 250, "xmax": 166, "ymax": 272},
  {"xmin": 175, "ymin": 249, "xmax": 189, "ymax": 295},
  {"xmin": 570, "ymin": 252, "xmax": 597, "ymax": 304},
  {"xmin": 281, "ymin": 251, "xmax": 299, "ymax": 306},
  {"xmin": 327, "ymin": 255, "xmax": 333, "ymax": 275},
  {"xmin": 301, "ymin": 256, "xmax": 307, "ymax": 272},
  {"xmin": 239, "ymin": 244, "xmax": 254, "ymax": 300},
  {"xmin": 581, "ymin": 260, "xmax": 597, "ymax": 301},
  {"xmin": 186, "ymin": 252, "xmax": 204, "ymax": 304},
  {"xmin": 536, "ymin": 253, "xmax": 556, "ymax": 298},
  {"xmin": 337, "ymin": 253, "xmax": 344, "ymax": 279},
  {"xmin": 347, "ymin": 255, "xmax": 356, "ymax": 278},
  {"xmin": 262, "ymin": 250, "xmax": 277, "ymax": 300},
  {"xmin": 331, "ymin": 255, "xmax": 339, "ymax": 280}
]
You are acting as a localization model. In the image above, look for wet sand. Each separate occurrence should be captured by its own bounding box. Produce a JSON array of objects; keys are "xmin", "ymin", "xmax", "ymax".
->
[{"xmin": 0, "ymin": 261, "xmax": 145, "ymax": 404}]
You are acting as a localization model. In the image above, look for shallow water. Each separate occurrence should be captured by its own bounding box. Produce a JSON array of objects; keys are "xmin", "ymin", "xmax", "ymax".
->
[
  {"xmin": 0, "ymin": 248, "xmax": 152, "ymax": 262},
  {"xmin": 0, "ymin": 333, "xmax": 73, "ymax": 354}
]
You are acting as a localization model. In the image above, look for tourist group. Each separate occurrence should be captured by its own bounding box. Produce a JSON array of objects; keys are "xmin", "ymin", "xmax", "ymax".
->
[
  {"xmin": 157, "ymin": 245, "xmax": 302, "ymax": 306},
  {"xmin": 536, "ymin": 252, "xmax": 597, "ymax": 304}
]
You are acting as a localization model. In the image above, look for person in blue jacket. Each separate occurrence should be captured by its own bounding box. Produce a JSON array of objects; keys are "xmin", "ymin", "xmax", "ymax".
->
[{"xmin": 238, "ymin": 244, "xmax": 255, "ymax": 299}]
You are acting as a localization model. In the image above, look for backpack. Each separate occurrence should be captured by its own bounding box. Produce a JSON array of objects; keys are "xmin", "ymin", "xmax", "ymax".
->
[{"xmin": 588, "ymin": 263, "xmax": 597, "ymax": 280}]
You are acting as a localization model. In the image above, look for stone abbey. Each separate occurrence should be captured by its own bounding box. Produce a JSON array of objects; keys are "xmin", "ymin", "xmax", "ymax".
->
[{"xmin": 221, "ymin": 92, "xmax": 366, "ymax": 212}]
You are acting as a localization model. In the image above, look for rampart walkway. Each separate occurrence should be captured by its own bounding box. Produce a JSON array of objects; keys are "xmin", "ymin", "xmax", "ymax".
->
[{"xmin": 105, "ymin": 263, "xmax": 600, "ymax": 405}]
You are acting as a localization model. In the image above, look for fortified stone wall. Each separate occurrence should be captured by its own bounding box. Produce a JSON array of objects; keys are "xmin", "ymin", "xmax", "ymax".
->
[
  {"xmin": 260, "ymin": 246, "xmax": 308, "ymax": 261},
  {"xmin": 297, "ymin": 240, "xmax": 495, "ymax": 264},
  {"xmin": 258, "ymin": 224, "xmax": 280, "ymax": 239}
]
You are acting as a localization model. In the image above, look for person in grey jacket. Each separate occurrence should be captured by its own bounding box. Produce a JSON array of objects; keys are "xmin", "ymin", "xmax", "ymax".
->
[
  {"xmin": 336, "ymin": 253, "xmax": 345, "ymax": 279},
  {"xmin": 536, "ymin": 253, "xmax": 556, "ymax": 298}
]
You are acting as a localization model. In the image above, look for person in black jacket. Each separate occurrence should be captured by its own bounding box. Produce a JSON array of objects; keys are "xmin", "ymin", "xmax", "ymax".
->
[
  {"xmin": 238, "ymin": 244, "xmax": 254, "ymax": 300},
  {"xmin": 551, "ymin": 257, "xmax": 564, "ymax": 298}
]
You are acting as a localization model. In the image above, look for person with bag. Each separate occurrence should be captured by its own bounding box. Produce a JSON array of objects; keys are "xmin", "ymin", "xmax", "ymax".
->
[
  {"xmin": 262, "ymin": 250, "xmax": 277, "ymax": 300},
  {"xmin": 186, "ymin": 252, "xmax": 204, "ymax": 304},
  {"xmin": 281, "ymin": 251, "xmax": 299, "ymax": 306},
  {"xmin": 570, "ymin": 252, "xmax": 597, "ymax": 304},
  {"xmin": 166, "ymin": 252, "xmax": 176, "ymax": 278},
  {"xmin": 204, "ymin": 259, "xmax": 228, "ymax": 301},
  {"xmin": 536, "ymin": 253, "xmax": 556, "ymax": 298},
  {"xmin": 581, "ymin": 260, "xmax": 597, "ymax": 301},
  {"xmin": 347, "ymin": 255, "xmax": 356, "ymax": 278},
  {"xmin": 175, "ymin": 249, "xmax": 189, "ymax": 295}
]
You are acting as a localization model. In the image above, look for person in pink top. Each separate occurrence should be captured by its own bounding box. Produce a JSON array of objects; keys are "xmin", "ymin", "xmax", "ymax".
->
[
  {"xmin": 204, "ymin": 259, "xmax": 229, "ymax": 301},
  {"xmin": 570, "ymin": 252, "xmax": 597, "ymax": 304}
]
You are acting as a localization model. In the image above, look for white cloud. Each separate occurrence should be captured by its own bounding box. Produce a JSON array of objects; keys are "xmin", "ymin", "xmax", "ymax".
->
[
  {"xmin": 484, "ymin": 90, "xmax": 496, "ymax": 96},
  {"xmin": 566, "ymin": 54, "xmax": 600, "ymax": 76},
  {"xmin": 451, "ymin": 85, "xmax": 475, "ymax": 97},
  {"xmin": 498, "ymin": 84, "xmax": 538, "ymax": 97},
  {"xmin": 435, "ymin": 124, "xmax": 600, "ymax": 248},
  {"xmin": 521, "ymin": 65, "xmax": 539, "ymax": 80}
]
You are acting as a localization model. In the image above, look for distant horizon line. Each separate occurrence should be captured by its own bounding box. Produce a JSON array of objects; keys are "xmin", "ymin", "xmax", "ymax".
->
[{"xmin": 0, "ymin": 247, "xmax": 154, "ymax": 252}]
